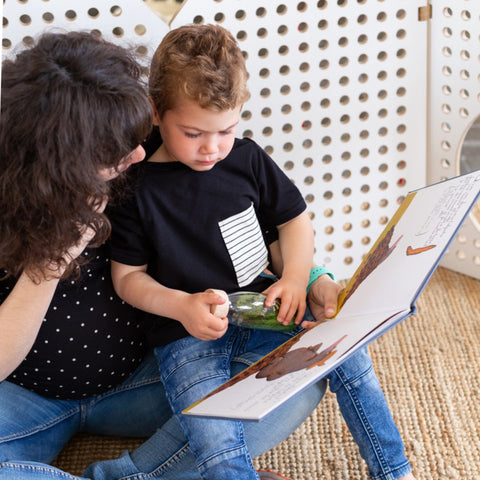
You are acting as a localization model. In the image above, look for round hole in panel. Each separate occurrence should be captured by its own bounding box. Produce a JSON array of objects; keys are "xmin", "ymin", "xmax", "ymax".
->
[
  {"xmin": 235, "ymin": 9, "xmax": 246, "ymax": 20},
  {"xmin": 304, "ymin": 175, "xmax": 314, "ymax": 185},
  {"xmin": 42, "ymin": 12, "xmax": 55, "ymax": 23},
  {"xmin": 134, "ymin": 24, "xmax": 147, "ymax": 36},
  {"xmin": 256, "ymin": 7, "xmax": 266, "ymax": 18},
  {"xmin": 301, "ymin": 101, "xmax": 311, "ymax": 111},
  {"xmin": 304, "ymin": 157, "xmax": 313, "ymax": 167},
  {"xmin": 22, "ymin": 36, "xmax": 34, "ymax": 48},
  {"xmin": 376, "ymin": 32, "xmax": 388, "ymax": 44},
  {"xmin": 298, "ymin": 22, "xmax": 308, "ymax": 33},
  {"xmin": 361, "ymin": 219, "xmax": 370, "ymax": 228},
  {"xmin": 358, "ymin": 73, "xmax": 368, "ymax": 83},
  {"xmin": 325, "ymin": 243, "xmax": 334, "ymax": 252},
  {"xmin": 136, "ymin": 45, "xmax": 148, "ymax": 57},
  {"xmin": 299, "ymin": 62, "xmax": 309, "ymax": 72},
  {"xmin": 110, "ymin": 5, "xmax": 122, "ymax": 17},
  {"xmin": 19, "ymin": 14, "xmax": 32, "ymax": 25}
]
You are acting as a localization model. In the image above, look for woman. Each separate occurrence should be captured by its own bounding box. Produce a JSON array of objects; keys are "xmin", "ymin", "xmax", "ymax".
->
[{"xmin": 0, "ymin": 31, "xmax": 332, "ymax": 480}]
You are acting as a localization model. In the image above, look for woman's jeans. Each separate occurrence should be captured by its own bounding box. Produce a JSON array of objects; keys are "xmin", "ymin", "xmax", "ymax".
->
[{"xmin": 0, "ymin": 348, "xmax": 412, "ymax": 480}]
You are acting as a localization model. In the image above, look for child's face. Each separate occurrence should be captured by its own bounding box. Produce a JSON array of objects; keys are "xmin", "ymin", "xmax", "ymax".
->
[{"xmin": 157, "ymin": 98, "xmax": 241, "ymax": 172}]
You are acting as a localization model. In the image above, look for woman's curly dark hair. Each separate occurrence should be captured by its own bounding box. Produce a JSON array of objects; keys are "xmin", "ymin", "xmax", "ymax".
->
[{"xmin": 0, "ymin": 31, "xmax": 153, "ymax": 280}]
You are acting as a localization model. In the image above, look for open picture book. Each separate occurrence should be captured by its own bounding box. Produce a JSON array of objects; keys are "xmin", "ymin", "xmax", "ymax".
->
[{"xmin": 184, "ymin": 170, "xmax": 480, "ymax": 421}]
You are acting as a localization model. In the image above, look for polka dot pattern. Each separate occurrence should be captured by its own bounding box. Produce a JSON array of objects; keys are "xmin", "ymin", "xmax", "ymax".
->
[{"xmin": 1, "ymin": 244, "xmax": 148, "ymax": 400}]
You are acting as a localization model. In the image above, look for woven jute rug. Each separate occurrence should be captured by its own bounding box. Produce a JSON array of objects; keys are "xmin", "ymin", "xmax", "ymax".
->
[{"xmin": 53, "ymin": 266, "xmax": 480, "ymax": 479}]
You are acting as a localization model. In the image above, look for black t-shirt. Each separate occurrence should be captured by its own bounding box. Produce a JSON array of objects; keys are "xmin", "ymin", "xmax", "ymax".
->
[
  {"xmin": 1, "ymin": 243, "xmax": 148, "ymax": 399},
  {"xmin": 109, "ymin": 136, "xmax": 306, "ymax": 346}
]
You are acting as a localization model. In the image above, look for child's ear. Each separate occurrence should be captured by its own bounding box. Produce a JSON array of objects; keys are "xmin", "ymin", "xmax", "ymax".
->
[{"xmin": 149, "ymin": 97, "xmax": 160, "ymax": 126}]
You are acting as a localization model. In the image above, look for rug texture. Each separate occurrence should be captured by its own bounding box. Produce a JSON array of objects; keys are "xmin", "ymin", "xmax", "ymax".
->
[{"xmin": 53, "ymin": 266, "xmax": 480, "ymax": 479}]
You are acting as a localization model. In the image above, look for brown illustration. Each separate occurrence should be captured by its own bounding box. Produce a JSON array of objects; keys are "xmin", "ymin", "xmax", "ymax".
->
[
  {"xmin": 340, "ymin": 226, "xmax": 403, "ymax": 307},
  {"xmin": 255, "ymin": 334, "xmax": 348, "ymax": 381},
  {"xmin": 194, "ymin": 330, "xmax": 309, "ymax": 403}
]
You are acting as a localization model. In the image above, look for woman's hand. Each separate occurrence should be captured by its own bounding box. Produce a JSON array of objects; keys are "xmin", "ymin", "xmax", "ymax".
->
[{"xmin": 302, "ymin": 274, "xmax": 343, "ymax": 328}]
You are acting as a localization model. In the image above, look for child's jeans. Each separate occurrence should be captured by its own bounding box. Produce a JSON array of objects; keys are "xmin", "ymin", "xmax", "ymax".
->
[{"xmin": 154, "ymin": 325, "xmax": 292, "ymax": 480}]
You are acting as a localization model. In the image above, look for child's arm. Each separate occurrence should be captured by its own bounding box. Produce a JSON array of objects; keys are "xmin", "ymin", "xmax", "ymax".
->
[
  {"xmin": 111, "ymin": 261, "xmax": 228, "ymax": 341},
  {"xmin": 264, "ymin": 211, "xmax": 314, "ymax": 325}
]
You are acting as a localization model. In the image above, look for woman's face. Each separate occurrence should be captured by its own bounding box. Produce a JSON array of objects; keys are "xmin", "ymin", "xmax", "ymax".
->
[{"xmin": 98, "ymin": 144, "xmax": 146, "ymax": 181}]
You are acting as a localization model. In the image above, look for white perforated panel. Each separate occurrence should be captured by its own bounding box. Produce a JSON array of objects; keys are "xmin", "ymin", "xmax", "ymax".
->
[
  {"xmin": 2, "ymin": 0, "xmax": 429, "ymax": 281},
  {"xmin": 171, "ymin": 1, "xmax": 428, "ymax": 280},
  {"xmin": 428, "ymin": 1, "xmax": 480, "ymax": 279},
  {"xmin": 2, "ymin": 0, "xmax": 168, "ymax": 66}
]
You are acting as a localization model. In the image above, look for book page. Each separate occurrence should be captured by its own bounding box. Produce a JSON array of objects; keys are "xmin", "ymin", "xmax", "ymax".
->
[{"xmin": 185, "ymin": 170, "xmax": 480, "ymax": 420}]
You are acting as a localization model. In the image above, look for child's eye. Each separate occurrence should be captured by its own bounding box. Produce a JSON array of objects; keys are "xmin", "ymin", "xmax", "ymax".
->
[
  {"xmin": 185, "ymin": 132, "xmax": 200, "ymax": 138},
  {"xmin": 220, "ymin": 130, "xmax": 232, "ymax": 135}
]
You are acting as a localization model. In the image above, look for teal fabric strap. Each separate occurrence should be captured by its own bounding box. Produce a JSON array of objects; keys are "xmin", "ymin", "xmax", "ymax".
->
[{"xmin": 307, "ymin": 266, "xmax": 335, "ymax": 293}]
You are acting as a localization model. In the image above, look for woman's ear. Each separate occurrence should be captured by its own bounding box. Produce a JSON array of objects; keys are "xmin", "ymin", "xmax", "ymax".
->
[{"xmin": 149, "ymin": 97, "xmax": 160, "ymax": 126}]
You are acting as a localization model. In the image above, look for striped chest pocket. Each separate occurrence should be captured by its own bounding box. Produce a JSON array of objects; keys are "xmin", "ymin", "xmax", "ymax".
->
[{"xmin": 218, "ymin": 203, "xmax": 269, "ymax": 287}]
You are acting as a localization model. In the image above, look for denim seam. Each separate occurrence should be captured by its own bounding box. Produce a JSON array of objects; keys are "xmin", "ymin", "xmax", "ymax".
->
[
  {"xmin": 370, "ymin": 460, "xmax": 412, "ymax": 480},
  {"xmin": 82, "ymin": 376, "xmax": 161, "ymax": 410},
  {"xmin": 335, "ymin": 363, "xmax": 392, "ymax": 478},
  {"xmin": 0, "ymin": 406, "xmax": 79, "ymax": 442},
  {"xmin": 0, "ymin": 462, "xmax": 79, "ymax": 478},
  {"xmin": 117, "ymin": 443, "xmax": 191, "ymax": 480}
]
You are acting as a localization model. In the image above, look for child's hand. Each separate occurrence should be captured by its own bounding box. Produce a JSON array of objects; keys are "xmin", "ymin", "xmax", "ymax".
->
[
  {"xmin": 303, "ymin": 275, "xmax": 343, "ymax": 328},
  {"xmin": 179, "ymin": 291, "xmax": 228, "ymax": 341},
  {"xmin": 263, "ymin": 278, "xmax": 307, "ymax": 326}
]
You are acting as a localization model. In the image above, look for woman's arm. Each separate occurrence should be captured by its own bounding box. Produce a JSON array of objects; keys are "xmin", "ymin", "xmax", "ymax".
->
[
  {"xmin": 0, "ymin": 224, "xmax": 98, "ymax": 381},
  {"xmin": 0, "ymin": 271, "xmax": 59, "ymax": 381}
]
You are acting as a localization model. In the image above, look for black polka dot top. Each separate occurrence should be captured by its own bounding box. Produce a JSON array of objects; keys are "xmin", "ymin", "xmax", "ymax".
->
[{"xmin": 1, "ymin": 243, "xmax": 148, "ymax": 400}]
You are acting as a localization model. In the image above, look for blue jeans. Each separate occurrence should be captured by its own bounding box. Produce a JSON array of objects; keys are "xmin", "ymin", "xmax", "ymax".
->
[
  {"xmin": 0, "ymin": 350, "xmax": 412, "ymax": 479},
  {"xmin": 0, "ymin": 350, "xmax": 325, "ymax": 479},
  {"xmin": 155, "ymin": 326, "xmax": 296, "ymax": 480}
]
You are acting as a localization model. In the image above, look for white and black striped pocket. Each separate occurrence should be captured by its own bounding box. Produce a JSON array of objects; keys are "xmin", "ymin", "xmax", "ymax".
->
[{"xmin": 218, "ymin": 203, "xmax": 268, "ymax": 287}]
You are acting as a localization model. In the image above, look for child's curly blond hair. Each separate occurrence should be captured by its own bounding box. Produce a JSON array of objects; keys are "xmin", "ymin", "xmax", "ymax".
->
[{"xmin": 149, "ymin": 24, "xmax": 250, "ymax": 117}]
